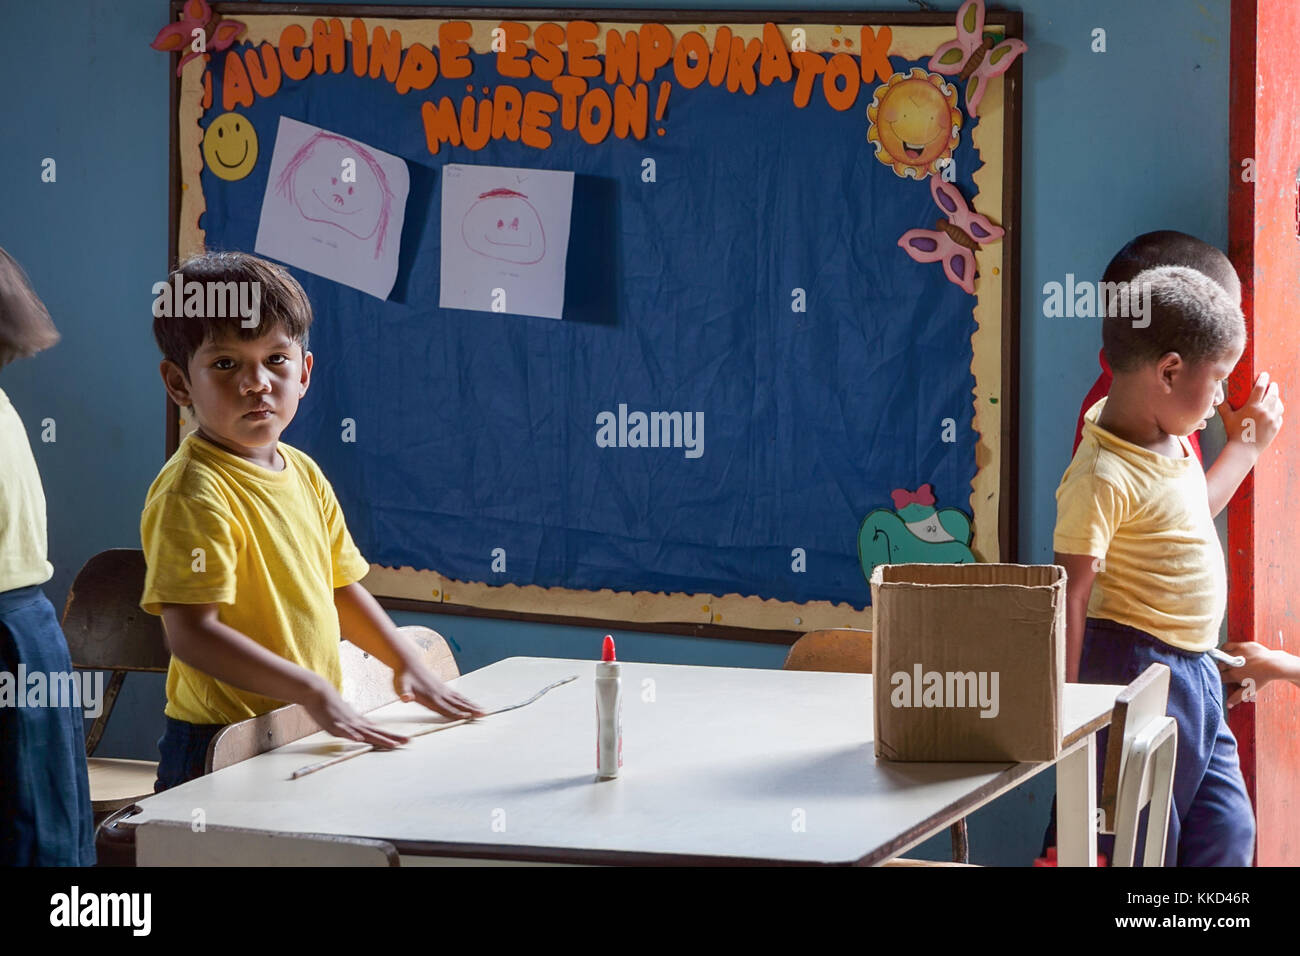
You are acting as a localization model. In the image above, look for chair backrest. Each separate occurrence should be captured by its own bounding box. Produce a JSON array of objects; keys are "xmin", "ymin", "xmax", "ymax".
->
[
  {"xmin": 61, "ymin": 549, "xmax": 169, "ymax": 756},
  {"xmin": 340, "ymin": 626, "xmax": 460, "ymax": 714},
  {"xmin": 136, "ymin": 821, "xmax": 399, "ymax": 866},
  {"xmin": 783, "ymin": 628, "xmax": 873, "ymax": 674},
  {"xmin": 408, "ymin": 625, "xmax": 460, "ymax": 680},
  {"xmin": 61, "ymin": 549, "xmax": 169, "ymax": 672},
  {"xmin": 206, "ymin": 702, "xmax": 320, "ymax": 773},
  {"xmin": 1100, "ymin": 662, "xmax": 1171, "ymax": 831},
  {"xmin": 206, "ymin": 627, "xmax": 461, "ymax": 772},
  {"xmin": 339, "ymin": 640, "xmax": 396, "ymax": 715}
]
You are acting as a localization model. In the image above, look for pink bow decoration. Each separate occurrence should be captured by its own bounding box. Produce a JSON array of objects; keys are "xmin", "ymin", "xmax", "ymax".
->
[
  {"xmin": 150, "ymin": 0, "xmax": 246, "ymax": 76},
  {"xmin": 891, "ymin": 484, "xmax": 937, "ymax": 510}
]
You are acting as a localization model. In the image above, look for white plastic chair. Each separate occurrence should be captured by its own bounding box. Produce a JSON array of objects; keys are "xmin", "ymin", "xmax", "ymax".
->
[
  {"xmin": 1100, "ymin": 663, "xmax": 1177, "ymax": 867},
  {"xmin": 1111, "ymin": 714, "xmax": 1177, "ymax": 867}
]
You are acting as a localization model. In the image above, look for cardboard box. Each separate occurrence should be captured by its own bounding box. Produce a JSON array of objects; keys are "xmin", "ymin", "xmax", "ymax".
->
[{"xmin": 870, "ymin": 563, "xmax": 1066, "ymax": 762}]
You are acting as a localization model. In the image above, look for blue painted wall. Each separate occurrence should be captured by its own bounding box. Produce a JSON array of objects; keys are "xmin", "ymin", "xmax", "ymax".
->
[{"xmin": 0, "ymin": 0, "xmax": 1231, "ymax": 865}]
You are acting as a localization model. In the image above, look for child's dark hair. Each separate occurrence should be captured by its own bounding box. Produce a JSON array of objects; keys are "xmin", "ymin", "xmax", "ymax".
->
[
  {"xmin": 0, "ymin": 247, "xmax": 60, "ymax": 369},
  {"xmin": 1101, "ymin": 230, "xmax": 1240, "ymax": 310},
  {"xmin": 153, "ymin": 251, "xmax": 311, "ymax": 376},
  {"xmin": 1103, "ymin": 266, "xmax": 1244, "ymax": 373}
]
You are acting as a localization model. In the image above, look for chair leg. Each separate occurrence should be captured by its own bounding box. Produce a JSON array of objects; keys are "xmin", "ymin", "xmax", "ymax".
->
[
  {"xmin": 84, "ymin": 670, "xmax": 125, "ymax": 756},
  {"xmin": 1110, "ymin": 753, "xmax": 1148, "ymax": 868},
  {"xmin": 1113, "ymin": 719, "xmax": 1177, "ymax": 868},
  {"xmin": 949, "ymin": 819, "xmax": 969, "ymax": 863},
  {"xmin": 1142, "ymin": 734, "xmax": 1177, "ymax": 868}
]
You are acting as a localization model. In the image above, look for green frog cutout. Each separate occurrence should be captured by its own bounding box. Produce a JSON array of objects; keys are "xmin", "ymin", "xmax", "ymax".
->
[{"xmin": 858, "ymin": 483, "xmax": 974, "ymax": 581}]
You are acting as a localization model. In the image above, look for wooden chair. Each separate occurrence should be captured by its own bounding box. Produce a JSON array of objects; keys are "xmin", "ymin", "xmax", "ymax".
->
[
  {"xmin": 784, "ymin": 627, "xmax": 972, "ymax": 865},
  {"xmin": 61, "ymin": 549, "xmax": 170, "ymax": 817},
  {"xmin": 136, "ymin": 821, "xmax": 399, "ymax": 867},
  {"xmin": 783, "ymin": 627, "xmax": 873, "ymax": 674},
  {"xmin": 1099, "ymin": 663, "xmax": 1176, "ymax": 867},
  {"xmin": 205, "ymin": 626, "xmax": 460, "ymax": 773},
  {"xmin": 205, "ymin": 703, "xmax": 318, "ymax": 774},
  {"xmin": 338, "ymin": 625, "xmax": 460, "ymax": 712}
]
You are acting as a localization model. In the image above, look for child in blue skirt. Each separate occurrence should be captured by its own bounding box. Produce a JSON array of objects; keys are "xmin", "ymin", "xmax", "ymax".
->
[{"xmin": 0, "ymin": 247, "xmax": 95, "ymax": 865}]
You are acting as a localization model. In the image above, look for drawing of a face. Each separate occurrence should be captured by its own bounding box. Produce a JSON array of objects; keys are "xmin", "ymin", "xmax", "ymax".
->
[
  {"xmin": 295, "ymin": 137, "xmax": 381, "ymax": 238},
  {"xmin": 461, "ymin": 188, "xmax": 546, "ymax": 264},
  {"xmin": 275, "ymin": 132, "xmax": 394, "ymax": 259}
]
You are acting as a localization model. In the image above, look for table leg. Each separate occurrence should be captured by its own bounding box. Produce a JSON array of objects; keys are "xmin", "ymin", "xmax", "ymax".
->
[{"xmin": 1056, "ymin": 734, "xmax": 1097, "ymax": 867}]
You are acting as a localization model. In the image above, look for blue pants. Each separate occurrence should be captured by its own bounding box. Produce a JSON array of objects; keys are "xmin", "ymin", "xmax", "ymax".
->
[
  {"xmin": 1043, "ymin": 618, "xmax": 1255, "ymax": 866},
  {"xmin": 0, "ymin": 584, "xmax": 96, "ymax": 866},
  {"xmin": 154, "ymin": 716, "xmax": 224, "ymax": 792}
]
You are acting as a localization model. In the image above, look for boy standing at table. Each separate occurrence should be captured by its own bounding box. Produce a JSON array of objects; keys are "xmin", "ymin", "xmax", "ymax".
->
[
  {"xmin": 142, "ymin": 251, "xmax": 481, "ymax": 791},
  {"xmin": 1052, "ymin": 265, "xmax": 1281, "ymax": 865}
]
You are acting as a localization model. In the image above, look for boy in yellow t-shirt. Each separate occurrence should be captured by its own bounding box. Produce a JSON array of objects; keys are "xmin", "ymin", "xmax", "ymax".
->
[
  {"xmin": 142, "ymin": 251, "xmax": 482, "ymax": 791},
  {"xmin": 1049, "ymin": 265, "xmax": 1282, "ymax": 865}
]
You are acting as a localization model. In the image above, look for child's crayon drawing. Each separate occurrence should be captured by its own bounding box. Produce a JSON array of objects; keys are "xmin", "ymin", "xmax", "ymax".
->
[
  {"xmin": 255, "ymin": 116, "xmax": 409, "ymax": 300},
  {"xmin": 461, "ymin": 188, "xmax": 547, "ymax": 265},
  {"xmin": 439, "ymin": 163, "xmax": 574, "ymax": 320},
  {"xmin": 276, "ymin": 132, "xmax": 395, "ymax": 258}
]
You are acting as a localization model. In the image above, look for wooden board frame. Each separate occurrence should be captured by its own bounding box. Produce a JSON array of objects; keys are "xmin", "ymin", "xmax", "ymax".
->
[{"xmin": 165, "ymin": 3, "xmax": 1022, "ymax": 641}]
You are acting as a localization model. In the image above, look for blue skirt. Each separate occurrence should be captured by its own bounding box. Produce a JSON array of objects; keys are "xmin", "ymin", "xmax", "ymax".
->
[{"xmin": 0, "ymin": 584, "xmax": 95, "ymax": 865}]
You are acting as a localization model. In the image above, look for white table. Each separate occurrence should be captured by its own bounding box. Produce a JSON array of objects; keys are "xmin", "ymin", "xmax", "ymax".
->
[{"xmin": 127, "ymin": 657, "xmax": 1120, "ymax": 865}]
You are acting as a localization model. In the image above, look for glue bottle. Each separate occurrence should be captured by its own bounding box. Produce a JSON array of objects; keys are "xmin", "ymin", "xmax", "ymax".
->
[{"xmin": 595, "ymin": 634, "xmax": 622, "ymax": 779}]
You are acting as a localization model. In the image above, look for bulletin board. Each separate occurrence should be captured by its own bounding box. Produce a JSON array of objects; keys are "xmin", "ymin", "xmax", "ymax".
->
[{"xmin": 165, "ymin": 3, "xmax": 1023, "ymax": 639}]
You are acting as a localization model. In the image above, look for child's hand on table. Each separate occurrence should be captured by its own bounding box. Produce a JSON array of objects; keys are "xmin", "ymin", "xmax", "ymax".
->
[
  {"xmin": 394, "ymin": 662, "xmax": 486, "ymax": 720},
  {"xmin": 305, "ymin": 680, "xmax": 411, "ymax": 748},
  {"xmin": 1218, "ymin": 371, "xmax": 1283, "ymax": 454},
  {"xmin": 160, "ymin": 600, "xmax": 413, "ymax": 750},
  {"xmin": 1216, "ymin": 641, "xmax": 1295, "ymax": 707},
  {"xmin": 331, "ymin": 582, "xmax": 485, "ymax": 720}
]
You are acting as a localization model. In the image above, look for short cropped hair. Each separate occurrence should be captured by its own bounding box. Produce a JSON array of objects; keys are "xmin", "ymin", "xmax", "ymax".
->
[
  {"xmin": 1103, "ymin": 265, "xmax": 1245, "ymax": 373},
  {"xmin": 0, "ymin": 247, "xmax": 60, "ymax": 369},
  {"xmin": 1101, "ymin": 230, "xmax": 1240, "ymax": 314},
  {"xmin": 153, "ymin": 251, "xmax": 311, "ymax": 376}
]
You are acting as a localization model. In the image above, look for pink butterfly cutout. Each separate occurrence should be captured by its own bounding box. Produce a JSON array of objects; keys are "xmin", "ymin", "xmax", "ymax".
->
[
  {"xmin": 928, "ymin": 0, "xmax": 1027, "ymax": 118},
  {"xmin": 898, "ymin": 176, "xmax": 1004, "ymax": 295},
  {"xmin": 150, "ymin": 0, "xmax": 246, "ymax": 76}
]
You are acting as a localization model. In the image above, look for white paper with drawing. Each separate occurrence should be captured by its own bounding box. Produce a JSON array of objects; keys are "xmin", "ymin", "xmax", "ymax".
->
[
  {"xmin": 440, "ymin": 164, "xmax": 574, "ymax": 320},
  {"xmin": 255, "ymin": 116, "xmax": 409, "ymax": 300}
]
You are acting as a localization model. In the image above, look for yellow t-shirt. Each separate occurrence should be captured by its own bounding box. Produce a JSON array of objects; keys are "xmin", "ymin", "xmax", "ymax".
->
[
  {"xmin": 1054, "ymin": 398, "xmax": 1225, "ymax": 653},
  {"xmin": 0, "ymin": 387, "xmax": 54, "ymax": 592},
  {"xmin": 140, "ymin": 433, "xmax": 371, "ymax": 724}
]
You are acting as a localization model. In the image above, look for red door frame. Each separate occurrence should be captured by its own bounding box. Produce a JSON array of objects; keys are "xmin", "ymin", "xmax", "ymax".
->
[{"xmin": 1227, "ymin": 0, "xmax": 1300, "ymax": 867}]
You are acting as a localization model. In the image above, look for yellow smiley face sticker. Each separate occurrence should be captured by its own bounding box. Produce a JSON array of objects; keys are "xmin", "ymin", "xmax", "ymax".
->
[{"xmin": 202, "ymin": 112, "xmax": 258, "ymax": 181}]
